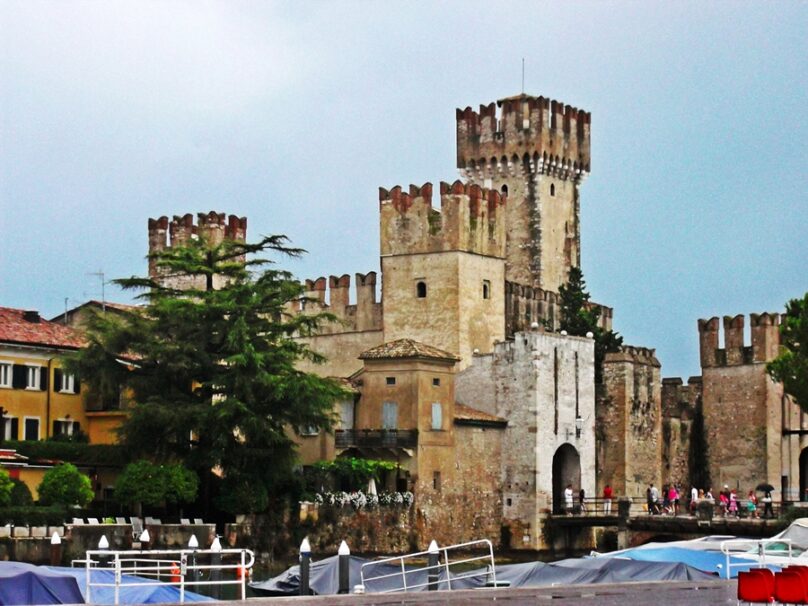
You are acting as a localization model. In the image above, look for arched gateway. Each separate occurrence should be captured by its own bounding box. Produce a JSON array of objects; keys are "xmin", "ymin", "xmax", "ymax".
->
[{"xmin": 552, "ymin": 443, "xmax": 582, "ymax": 514}]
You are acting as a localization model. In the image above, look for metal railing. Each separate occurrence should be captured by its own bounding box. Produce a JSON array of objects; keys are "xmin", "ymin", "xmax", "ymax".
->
[
  {"xmin": 335, "ymin": 429, "xmax": 418, "ymax": 449},
  {"xmin": 82, "ymin": 547, "xmax": 254, "ymax": 604},
  {"xmin": 719, "ymin": 538, "xmax": 793, "ymax": 579},
  {"xmin": 359, "ymin": 539, "xmax": 495, "ymax": 594}
]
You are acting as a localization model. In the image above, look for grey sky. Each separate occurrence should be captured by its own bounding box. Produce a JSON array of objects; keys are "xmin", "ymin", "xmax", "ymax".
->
[{"xmin": 1, "ymin": 1, "xmax": 806, "ymax": 379}]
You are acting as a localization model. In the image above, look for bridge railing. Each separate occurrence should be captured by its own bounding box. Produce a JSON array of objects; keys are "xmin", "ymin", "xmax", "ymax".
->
[{"xmin": 561, "ymin": 497, "xmax": 784, "ymax": 519}]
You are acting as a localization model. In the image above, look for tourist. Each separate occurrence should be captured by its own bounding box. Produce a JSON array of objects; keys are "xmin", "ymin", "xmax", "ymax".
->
[
  {"xmin": 650, "ymin": 483, "xmax": 660, "ymax": 515},
  {"xmin": 565, "ymin": 484, "xmax": 574, "ymax": 515},
  {"xmin": 762, "ymin": 490, "xmax": 774, "ymax": 519},
  {"xmin": 746, "ymin": 490, "xmax": 759, "ymax": 519},
  {"xmin": 729, "ymin": 489, "xmax": 739, "ymax": 517},
  {"xmin": 603, "ymin": 484, "xmax": 613, "ymax": 515},
  {"xmin": 579, "ymin": 488, "xmax": 587, "ymax": 515},
  {"xmin": 690, "ymin": 485, "xmax": 699, "ymax": 514},
  {"xmin": 669, "ymin": 484, "xmax": 679, "ymax": 516},
  {"xmin": 719, "ymin": 488, "xmax": 729, "ymax": 517},
  {"xmin": 662, "ymin": 483, "xmax": 671, "ymax": 514}
]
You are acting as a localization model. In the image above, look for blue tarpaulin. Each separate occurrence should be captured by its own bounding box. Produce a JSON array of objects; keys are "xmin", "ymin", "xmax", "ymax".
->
[
  {"xmin": 0, "ymin": 562, "xmax": 84, "ymax": 605},
  {"xmin": 608, "ymin": 546, "xmax": 766, "ymax": 578},
  {"xmin": 47, "ymin": 567, "xmax": 214, "ymax": 605}
]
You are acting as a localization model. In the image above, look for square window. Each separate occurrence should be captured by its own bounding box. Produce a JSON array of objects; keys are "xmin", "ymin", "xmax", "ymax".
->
[
  {"xmin": 432, "ymin": 378, "xmax": 440, "ymax": 387},
  {"xmin": 299, "ymin": 425, "xmax": 319, "ymax": 437},
  {"xmin": 386, "ymin": 377, "xmax": 396, "ymax": 386},
  {"xmin": 3, "ymin": 417, "xmax": 18, "ymax": 441},
  {"xmin": 61, "ymin": 373, "xmax": 76, "ymax": 394},
  {"xmin": 0, "ymin": 362, "xmax": 11, "ymax": 388}
]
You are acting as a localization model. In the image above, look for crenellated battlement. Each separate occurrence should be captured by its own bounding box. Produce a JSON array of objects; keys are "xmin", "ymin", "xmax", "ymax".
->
[
  {"xmin": 379, "ymin": 181, "xmax": 506, "ymax": 258},
  {"xmin": 456, "ymin": 94, "xmax": 590, "ymax": 181},
  {"xmin": 504, "ymin": 281, "xmax": 612, "ymax": 337},
  {"xmin": 697, "ymin": 313, "xmax": 781, "ymax": 368},
  {"xmin": 292, "ymin": 271, "xmax": 382, "ymax": 334},
  {"xmin": 605, "ymin": 345, "xmax": 661, "ymax": 367},
  {"xmin": 147, "ymin": 211, "xmax": 248, "ymax": 285}
]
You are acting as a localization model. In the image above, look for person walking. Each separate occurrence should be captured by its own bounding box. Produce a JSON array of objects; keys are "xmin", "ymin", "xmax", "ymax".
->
[
  {"xmin": 579, "ymin": 488, "xmax": 587, "ymax": 515},
  {"xmin": 746, "ymin": 490, "xmax": 759, "ymax": 519},
  {"xmin": 690, "ymin": 485, "xmax": 699, "ymax": 515},
  {"xmin": 603, "ymin": 484, "xmax": 613, "ymax": 515},
  {"xmin": 762, "ymin": 490, "xmax": 774, "ymax": 519},
  {"xmin": 650, "ymin": 483, "xmax": 660, "ymax": 515},
  {"xmin": 564, "ymin": 484, "xmax": 574, "ymax": 515}
]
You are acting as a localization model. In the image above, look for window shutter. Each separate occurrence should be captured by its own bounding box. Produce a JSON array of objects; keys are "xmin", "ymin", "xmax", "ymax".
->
[
  {"xmin": 74, "ymin": 376, "xmax": 81, "ymax": 395},
  {"xmin": 74, "ymin": 422, "xmax": 80, "ymax": 435},
  {"xmin": 54, "ymin": 369, "xmax": 63, "ymax": 393},
  {"xmin": 431, "ymin": 403, "xmax": 442, "ymax": 430},
  {"xmin": 40, "ymin": 367, "xmax": 48, "ymax": 391},
  {"xmin": 53, "ymin": 420, "xmax": 60, "ymax": 436},
  {"xmin": 10, "ymin": 418, "xmax": 18, "ymax": 440},
  {"xmin": 12, "ymin": 365, "xmax": 26, "ymax": 389}
]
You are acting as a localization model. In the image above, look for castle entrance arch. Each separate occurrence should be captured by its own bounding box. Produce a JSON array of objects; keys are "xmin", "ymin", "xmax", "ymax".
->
[
  {"xmin": 552, "ymin": 444, "xmax": 581, "ymax": 514},
  {"xmin": 800, "ymin": 448, "xmax": 808, "ymax": 502}
]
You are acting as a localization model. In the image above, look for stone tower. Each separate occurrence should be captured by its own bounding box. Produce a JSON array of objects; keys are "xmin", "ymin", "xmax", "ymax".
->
[
  {"xmin": 456, "ymin": 95, "xmax": 591, "ymax": 292},
  {"xmin": 379, "ymin": 181, "xmax": 507, "ymax": 366},
  {"xmin": 147, "ymin": 212, "xmax": 247, "ymax": 290}
]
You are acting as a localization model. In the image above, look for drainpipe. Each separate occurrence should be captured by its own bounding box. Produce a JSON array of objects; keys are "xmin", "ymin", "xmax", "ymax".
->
[{"xmin": 46, "ymin": 358, "xmax": 53, "ymax": 439}]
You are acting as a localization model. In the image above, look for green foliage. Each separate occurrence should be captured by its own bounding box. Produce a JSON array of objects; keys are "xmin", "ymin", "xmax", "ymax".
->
[
  {"xmin": 63, "ymin": 233, "xmax": 348, "ymax": 513},
  {"xmin": 214, "ymin": 474, "xmax": 269, "ymax": 515},
  {"xmin": 0, "ymin": 468, "xmax": 13, "ymax": 507},
  {"xmin": 558, "ymin": 267, "xmax": 623, "ymax": 383},
  {"xmin": 768, "ymin": 293, "xmax": 808, "ymax": 411},
  {"xmin": 114, "ymin": 460, "xmax": 198, "ymax": 507},
  {"xmin": 311, "ymin": 457, "xmax": 397, "ymax": 491},
  {"xmin": 37, "ymin": 463, "xmax": 94, "ymax": 507},
  {"xmin": 4, "ymin": 441, "xmax": 127, "ymax": 467},
  {"xmin": 9, "ymin": 479, "xmax": 33, "ymax": 506},
  {"xmin": 0, "ymin": 505, "xmax": 68, "ymax": 526}
]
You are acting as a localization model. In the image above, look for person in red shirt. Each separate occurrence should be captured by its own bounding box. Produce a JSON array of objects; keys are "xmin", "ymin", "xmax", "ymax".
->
[{"xmin": 603, "ymin": 484, "xmax": 613, "ymax": 514}]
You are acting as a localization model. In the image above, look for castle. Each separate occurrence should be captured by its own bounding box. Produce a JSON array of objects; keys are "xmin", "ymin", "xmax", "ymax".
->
[{"xmin": 144, "ymin": 93, "xmax": 802, "ymax": 549}]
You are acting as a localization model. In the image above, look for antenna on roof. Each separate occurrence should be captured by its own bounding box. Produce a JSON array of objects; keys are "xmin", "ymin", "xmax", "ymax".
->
[
  {"xmin": 88, "ymin": 271, "xmax": 106, "ymax": 312},
  {"xmin": 64, "ymin": 297, "xmax": 68, "ymax": 325},
  {"xmin": 521, "ymin": 57, "xmax": 525, "ymax": 94}
]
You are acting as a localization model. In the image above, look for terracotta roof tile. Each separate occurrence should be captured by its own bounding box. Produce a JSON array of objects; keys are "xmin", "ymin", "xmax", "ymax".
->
[
  {"xmin": 0, "ymin": 307, "xmax": 85, "ymax": 349},
  {"xmin": 359, "ymin": 339, "xmax": 460, "ymax": 362},
  {"xmin": 454, "ymin": 402, "xmax": 507, "ymax": 426}
]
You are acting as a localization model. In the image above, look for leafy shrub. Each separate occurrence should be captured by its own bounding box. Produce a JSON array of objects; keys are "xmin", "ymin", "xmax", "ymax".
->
[
  {"xmin": 0, "ymin": 468, "xmax": 12, "ymax": 507},
  {"xmin": 4, "ymin": 441, "xmax": 126, "ymax": 466},
  {"xmin": 9, "ymin": 479, "xmax": 33, "ymax": 506},
  {"xmin": 37, "ymin": 463, "xmax": 94, "ymax": 507},
  {"xmin": 314, "ymin": 490, "xmax": 413, "ymax": 510},
  {"xmin": 215, "ymin": 475, "xmax": 269, "ymax": 515},
  {"xmin": 114, "ymin": 460, "xmax": 198, "ymax": 507},
  {"xmin": 309, "ymin": 458, "xmax": 397, "ymax": 492},
  {"xmin": 0, "ymin": 505, "xmax": 68, "ymax": 526}
]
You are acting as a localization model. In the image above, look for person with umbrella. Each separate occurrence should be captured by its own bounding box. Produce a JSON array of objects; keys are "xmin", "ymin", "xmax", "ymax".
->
[{"xmin": 758, "ymin": 483, "xmax": 775, "ymax": 519}]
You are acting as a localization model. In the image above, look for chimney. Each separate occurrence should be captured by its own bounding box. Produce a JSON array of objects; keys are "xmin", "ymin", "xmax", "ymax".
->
[{"xmin": 23, "ymin": 310, "xmax": 40, "ymax": 323}]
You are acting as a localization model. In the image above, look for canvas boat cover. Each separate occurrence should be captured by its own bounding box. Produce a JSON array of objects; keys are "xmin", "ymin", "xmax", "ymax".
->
[
  {"xmin": 249, "ymin": 553, "xmax": 714, "ymax": 596},
  {"xmin": 46, "ymin": 567, "xmax": 214, "ymax": 605},
  {"xmin": 0, "ymin": 562, "xmax": 84, "ymax": 606}
]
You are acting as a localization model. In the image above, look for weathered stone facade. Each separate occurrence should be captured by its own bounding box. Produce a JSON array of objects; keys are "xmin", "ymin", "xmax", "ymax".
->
[
  {"xmin": 660, "ymin": 376, "xmax": 702, "ymax": 489},
  {"xmin": 455, "ymin": 330, "xmax": 596, "ymax": 550},
  {"xmin": 597, "ymin": 346, "xmax": 662, "ymax": 498}
]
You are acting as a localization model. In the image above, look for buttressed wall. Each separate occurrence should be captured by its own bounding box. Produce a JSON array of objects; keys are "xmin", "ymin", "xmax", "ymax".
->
[
  {"xmin": 457, "ymin": 95, "xmax": 590, "ymax": 292},
  {"xmin": 380, "ymin": 182, "xmax": 506, "ymax": 367}
]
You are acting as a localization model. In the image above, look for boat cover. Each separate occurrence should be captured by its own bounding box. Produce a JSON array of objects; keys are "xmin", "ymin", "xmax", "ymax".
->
[
  {"xmin": 46, "ymin": 567, "xmax": 214, "ymax": 604},
  {"xmin": 0, "ymin": 562, "xmax": 84, "ymax": 605},
  {"xmin": 250, "ymin": 553, "xmax": 714, "ymax": 596},
  {"xmin": 599, "ymin": 546, "xmax": 762, "ymax": 578}
]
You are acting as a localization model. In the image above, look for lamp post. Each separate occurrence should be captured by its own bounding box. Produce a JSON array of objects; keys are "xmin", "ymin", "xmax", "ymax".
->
[
  {"xmin": 575, "ymin": 414, "xmax": 583, "ymax": 439},
  {"xmin": 98, "ymin": 534, "xmax": 110, "ymax": 568},
  {"xmin": 299, "ymin": 537, "xmax": 311, "ymax": 596},
  {"xmin": 50, "ymin": 531, "xmax": 62, "ymax": 566},
  {"xmin": 188, "ymin": 534, "xmax": 200, "ymax": 588}
]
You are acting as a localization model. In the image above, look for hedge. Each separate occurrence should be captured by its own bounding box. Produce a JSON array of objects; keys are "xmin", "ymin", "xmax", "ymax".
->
[
  {"xmin": 4, "ymin": 441, "xmax": 127, "ymax": 467},
  {"xmin": 0, "ymin": 505, "xmax": 68, "ymax": 526}
]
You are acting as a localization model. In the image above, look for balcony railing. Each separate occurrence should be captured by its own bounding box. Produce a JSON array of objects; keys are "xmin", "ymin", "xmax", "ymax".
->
[{"xmin": 335, "ymin": 429, "xmax": 418, "ymax": 449}]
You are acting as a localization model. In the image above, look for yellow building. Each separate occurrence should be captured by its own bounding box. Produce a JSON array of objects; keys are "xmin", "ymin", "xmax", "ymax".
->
[{"xmin": 0, "ymin": 307, "xmax": 88, "ymax": 443}]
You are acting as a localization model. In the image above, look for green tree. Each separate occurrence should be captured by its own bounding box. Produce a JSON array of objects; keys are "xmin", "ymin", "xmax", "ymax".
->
[
  {"xmin": 114, "ymin": 460, "xmax": 198, "ymax": 513},
  {"xmin": 64, "ymin": 233, "xmax": 347, "ymax": 513},
  {"xmin": 768, "ymin": 293, "xmax": 808, "ymax": 410},
  {"xmin": 558, "ymin": 267, "xmax": 623, "ymax": 383},
  {"xmin": 37, "ymin": 463, "xmax": 94, "ymax": 507},
  {"xmin": 9, "ymin": 478, "xmax": 33, "ymax": 506},
  {"xmin": 0, "ymin": 468, "xmax": 13, "ymax": 507}
]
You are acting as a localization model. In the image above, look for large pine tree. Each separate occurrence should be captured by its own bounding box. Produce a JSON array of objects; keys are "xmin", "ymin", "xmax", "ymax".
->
[
  {"xmin": 65, "ymin": 234, "xmax": 346, "ymax": 513},
  {"xmin": 558, "ymin": 267, "xmax": 623, "ymax": 383}
]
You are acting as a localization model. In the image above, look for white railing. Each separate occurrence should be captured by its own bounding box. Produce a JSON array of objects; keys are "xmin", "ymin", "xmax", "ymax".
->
[
  {"xmin": 82, "ymin": 548, "xmax": 254, "ymax": 604},
  {"xmin": 359, "ymin": 539, "xmax": 496, "ymax": 594},
  {"xmin": 719, "ymin": 538, "xmax": 792, "ymax": 579}
]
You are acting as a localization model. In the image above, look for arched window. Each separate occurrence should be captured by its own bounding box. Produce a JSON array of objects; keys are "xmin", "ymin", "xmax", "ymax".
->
[
  {"xmin": 416, "ymin": 281, "xmax": 427, "ymax": 298},
  {"xmin": 550, "ymin": 183, "xmax": 556, "ymax": 196},
  {"xmin": 501, "ymin": 184, "xmax": 508, "ymax": 196},
  {"xmin": 483, "ymin": 280, "xmax": 490, "ymax": 299}
]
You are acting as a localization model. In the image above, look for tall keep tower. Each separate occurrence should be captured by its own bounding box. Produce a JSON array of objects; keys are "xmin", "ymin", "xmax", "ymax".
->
[{"xmin": 457, "ymin": 95, "xmax": 590, "ymax": 292}]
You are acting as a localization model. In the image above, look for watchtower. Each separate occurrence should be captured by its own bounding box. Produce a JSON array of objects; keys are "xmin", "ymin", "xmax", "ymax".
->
[{"xmin": 456, "ymin": 94, "xmax": 591, "ymax": 291}]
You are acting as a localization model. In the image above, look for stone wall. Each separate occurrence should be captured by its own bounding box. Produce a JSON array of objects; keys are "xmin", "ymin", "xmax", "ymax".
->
[
  {"xmin": 598, "ymin": 346, "xmax": 662, "ymax": 499},
  {"xmin": 660, "ymin": 377, "xmax": 702, "ymax": 488},
  {"xmin": 456, "ymin": 330, "xmax": 596, "ymax": 550}
]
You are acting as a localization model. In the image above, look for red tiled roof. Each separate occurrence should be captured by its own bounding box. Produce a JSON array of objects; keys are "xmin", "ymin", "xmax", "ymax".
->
[
  {"xmin": 0, "ymin": 307, "xmax": 85, "ymax": 349},
  {"xmin": 359, "ymin": 339, "xmax": 460, "ymax": 362},
  {"xmin": 454, "ymin": 402, "xmax": 508, "ymax": 427}
]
